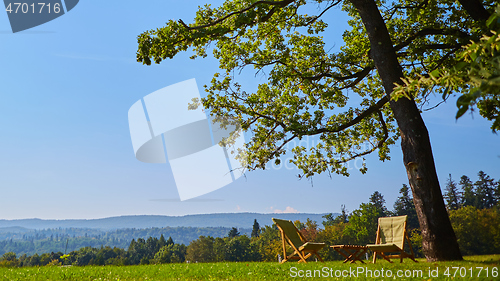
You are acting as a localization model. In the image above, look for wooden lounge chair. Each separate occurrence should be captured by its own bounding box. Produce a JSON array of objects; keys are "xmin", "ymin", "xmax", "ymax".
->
[
  {"xmin": 366, "ymin": 215, "xmax": 417, "ymax": 263},
  {"xmin": 272, "ymin": 218, "xmax": 325, "ymax": 263}
]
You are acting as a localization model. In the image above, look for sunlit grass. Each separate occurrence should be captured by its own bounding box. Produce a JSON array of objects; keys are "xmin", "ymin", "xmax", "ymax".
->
[{"xmin": 0, "ymin": 255, "xmax": 498, "ymax": 280}]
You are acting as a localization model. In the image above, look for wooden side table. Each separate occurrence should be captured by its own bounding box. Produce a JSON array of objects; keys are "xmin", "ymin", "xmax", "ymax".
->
[{"xmin": 330, "ymin": 245, "xmax": 368, "ymax": 263}]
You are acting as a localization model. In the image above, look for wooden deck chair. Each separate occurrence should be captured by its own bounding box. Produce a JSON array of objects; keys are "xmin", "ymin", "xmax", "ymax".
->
[
  {"xmin": 272, "ymin": 218, "xmax": 325, "ymax": 263},
  {"xmin": 366, "ymin": 215, "xmax": 417, "ymax": 263}
]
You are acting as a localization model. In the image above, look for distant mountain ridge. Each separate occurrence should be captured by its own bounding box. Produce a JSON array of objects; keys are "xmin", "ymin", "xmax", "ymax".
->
[
  {"xmin": 0, "ymin": 226, "xmax": 31, "ymax": 233},
  {"xmin": 0, "ymin": 213, "xmax": 334, "ymax": 230}
]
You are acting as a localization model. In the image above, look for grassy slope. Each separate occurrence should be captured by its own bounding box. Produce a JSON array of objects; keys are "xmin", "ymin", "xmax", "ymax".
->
[{"xmin": 0, "ymin": 255, "xmax": 498, "ymax": 280}]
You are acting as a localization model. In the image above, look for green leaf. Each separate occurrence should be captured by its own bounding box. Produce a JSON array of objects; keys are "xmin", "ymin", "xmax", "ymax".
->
[
  {"xmin": 442, "ymin": 87, "xmax": 450, "ymax": 101},
  {"xmin": 486, "ymin": 14, "xmax": 498, "ymax": 28},
  {"xmin": 456, "ymin": 105, "xmax": 468, "ymax": 119},
  {"xmin": 430, "ymin": 69, "xmax": 440, "ymax": 78},
  {"xmin": 456, "ymin": 94, "xmax": 471, "ymax": 106},
  {"xmin": 470, "ymin": 51, "xmax": 478, "ymax": 61},
  {"xmin": 454, "ymin": 61, "xmax": 468, "ymax": 70}
]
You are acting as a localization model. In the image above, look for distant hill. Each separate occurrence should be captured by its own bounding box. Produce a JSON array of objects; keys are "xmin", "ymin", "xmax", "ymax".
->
[
  {"xmin": 0, "ymin": 226, "xmax": 252, "ymax": 256},
  {"xmin": 0, "ymin": 226, "xmax": 31, "ymax": 233},
  {"xmin": 0, "ymin": 213, "xmax": 333, "ymax": 231}
]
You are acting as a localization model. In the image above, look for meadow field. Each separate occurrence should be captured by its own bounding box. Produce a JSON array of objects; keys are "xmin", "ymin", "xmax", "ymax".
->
[{"xmin": 0, "ymin": 255, "xmax": 498, "ymax": 280}]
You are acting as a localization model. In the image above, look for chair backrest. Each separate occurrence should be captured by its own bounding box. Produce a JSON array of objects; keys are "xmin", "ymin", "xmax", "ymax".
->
[
  {"xmin": 272, "ymin": 218, "xmax": 305, "ymax": 248},
  {"xmin": 377, "ymin": 215, "xmax": 407, "ymax": 249}
]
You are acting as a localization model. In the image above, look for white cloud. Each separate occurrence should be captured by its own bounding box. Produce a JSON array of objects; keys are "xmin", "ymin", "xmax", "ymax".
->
[{"xmin": 272, "ymin": 206, "xmax": 299, "ymax": 214}]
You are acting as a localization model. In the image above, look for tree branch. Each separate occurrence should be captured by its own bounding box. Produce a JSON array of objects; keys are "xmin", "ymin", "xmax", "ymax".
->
[
  {"xmin": 456, "ymin": 0, "xmax": 491, "ymax": 22},
  {"xmin": 305, "ymin": 1, "xmax": 342, "ymax": 26},
  {"xmin": 317, "ymin": 109, "xmax": 389, "ymax": 168},
  {"xmin": 264, "ymin": 134, "xmax": 298, "ymax": 166},
  {"xmin": 414, "ymin": 43, "xmax": 464, "ymax": 51},
  {"xmin": 302, "ymin": 65, "xmax": 373, "ymax": 82},
  {"xmin": 385, "ymin": 0, "xmax": 430, "ymax": 21},
  {"xmin": 394, "ymin": 28, "xmax": 470, "ymax": 52},
  {"xmin": 304, "ymin": 95, "xmax": 390, "ymax": 135},
  {"xmin": 178, "ymin": 0, "xmax": 296, "ymax": 30}
]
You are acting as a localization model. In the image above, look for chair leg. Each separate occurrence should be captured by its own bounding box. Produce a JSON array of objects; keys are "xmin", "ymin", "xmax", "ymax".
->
[
  {"xmin": 351, "ymin": 249, "xmax": 365, "ymax": 264},
  {"xmin": 314, "ymin": 252, "xmax": 324, "ymax": 262},
  {"xmin": 374, "ymin": 252, "xmax": 393, "ymax": 263},
  {"xmin": 302, "ymin": 252, "xmax": 313, "ymax": 261},
  {"xmin": 382, "ymin": 253, "xmax": 393, "ymax": 263},
  {"xmin": 297, "ymin": 251, "xmax": 308, "ymax": 263},
  {"xmin": 280, "ymin": 232, "xmax": 287, "ymax": 263}
]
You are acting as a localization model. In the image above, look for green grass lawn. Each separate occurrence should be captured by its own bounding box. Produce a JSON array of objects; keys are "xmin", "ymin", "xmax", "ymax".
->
[{"xmin": 0, "ymin": 255, "xmax": 498, "ymax": 280}]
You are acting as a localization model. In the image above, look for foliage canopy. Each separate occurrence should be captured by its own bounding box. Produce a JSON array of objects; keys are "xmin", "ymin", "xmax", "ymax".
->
[{"xmin": 137, "ymin": 0, "xmax": 497, "ymax": 177}]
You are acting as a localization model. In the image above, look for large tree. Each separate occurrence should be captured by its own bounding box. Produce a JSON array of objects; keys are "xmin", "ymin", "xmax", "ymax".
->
[
  {"xmin": 394, "ymin": 184, "xmax": 419, "ymax": 229},
  {"xmin": 474, "ymin": 171, "xmax": 497, "ymax": 209},
  {"xmin": 444, "ymin": 174, "xmax": 461, "ymax": 210},
  {"xmin": 251, "ymin": 219, "xmax": 260, "ymax": 238},
  {"xmin": 136, "ymin": 0, "xmax": 495, "ymax": 261},
  {"xmin": 369, "ymin": 191, "xmax": 389, "ymax": 217},
  {"xmin": 459, "ymin": 175, "xmax": 476, "ymax": 207}
]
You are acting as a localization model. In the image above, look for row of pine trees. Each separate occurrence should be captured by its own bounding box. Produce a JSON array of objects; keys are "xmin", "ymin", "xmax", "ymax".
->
[{"xmin": 0, "ymin": 171, "xmax": 498, "ymax": 266}]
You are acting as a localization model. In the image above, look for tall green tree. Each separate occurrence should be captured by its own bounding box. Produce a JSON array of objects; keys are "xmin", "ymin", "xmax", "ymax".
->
[
  {"xmin": 227, "ymin": 227, "xmax": 240, "ymax": 238},
  {"xmin": 136, "ymin": 0, "xmax": 497, "ymax": 261},
  {"xmin": 186, "ymin": 236, "xmax": 215, "ymax": 263},
  {"xmin": 224, "ymin": 235, "xmax": 260, "ymax": 261},
  {"xmin": 166, "ymin": 237, "xmax": 174, "ymax": 247},
  {"xmin": 449, "ymin": 206, "xmax": 500, "ymax": 255},
  {"xmin": 158, "ymin": 234, "xmax": 167, "ymax": 249},
  {"xmin": 393, "ymin": 184, "xmax": 419, "ymax": 229},
  {"xmin": 495, "ymin": 179, "xmax": 500, "ymax": 204},
  {"xmin": 213, "ymin": 237, "xmax": 226, "ymax": 262},
  {"xmin": 145, "ymin": 237, "xmax": 159, "ymax": 259},
  {"xmin": 343, "ymin": 203, "xmax": 379, "ymax": 245},
  {"xmin": 253, "ymin": 225, "xmax": 281, "ymax": 261},
  {"xmin": 369, "ymin": 191, "xmax": 388, "ymax": 217},
  {"xmin": 444, "ymin": 174, "xmax": 461, "ymax": 210},
  {"xmin": 127, "ymin": 238, "xmax": 148, "ymax": 265},
  {"xmin": 322, "ymin": 205, "xmax": 349, "ymax": 227},
  {"xmin": 293, "ymin": 220, "xmax": 305, "ymax": 231},
  {"xmin": 154, "ymin": 243, "xmax": 187, "ymax": 264},
  {"xmin": 337, "ymin": 205, "xmax": 349, "ymax": 224},
  {"xmin": 251, "ymin": 219, "xmax": 260, "ymax": 238},
  {"xmin": 321, "ymin": 213, "xmax": 336, "ymax": 227},
  {"xmin": 460, "ymin": 175, "xmax": 476, "ymax": 207},
  {"xmin": 474, "ymin": 171, "xmax": 497, "ymax": 209}
]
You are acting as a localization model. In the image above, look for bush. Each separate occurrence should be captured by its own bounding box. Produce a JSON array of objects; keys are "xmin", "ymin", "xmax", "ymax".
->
[
  {"xmin": 0, "ymin": 252, "xmax": 18, "ymax": 267},
  {"xmin": 154, "ymin": 244, "xmax": 186, "ymax": 264},
  {"xmin": 449, "ymin": 206, "xmax": 500, "ymax": 255}
]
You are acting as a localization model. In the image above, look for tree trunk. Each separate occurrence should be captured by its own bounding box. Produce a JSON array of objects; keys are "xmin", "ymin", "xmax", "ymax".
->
[
  {"xmin": 349, "ymin": 0, "xmax": 463, "ymax": 261},
  {"xmin": 457, "ymin": 0, "xmax": 490, "ymax": 22}
]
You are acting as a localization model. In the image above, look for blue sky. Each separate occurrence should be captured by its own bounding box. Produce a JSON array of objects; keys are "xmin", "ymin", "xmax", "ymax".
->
[{"xmin": 1, "ymin": 1, "xmax": 498, "ymax": 220}]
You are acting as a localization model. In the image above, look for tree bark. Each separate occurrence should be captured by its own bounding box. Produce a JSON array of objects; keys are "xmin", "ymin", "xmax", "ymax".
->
[
  {"xmin": 457, "ymin": 0, "xmax": 490, "ymax": 22},
  {"xmin": 349, "ymin": 0, "xmax": 463, "ymax": 261}
]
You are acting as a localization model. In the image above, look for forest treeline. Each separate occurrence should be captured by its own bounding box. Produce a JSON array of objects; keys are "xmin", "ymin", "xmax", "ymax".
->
[
  {"xmin": 0, "ymin": 171, "xmax": 498, "ymax": 267},
  {"xmin": 0, "ymin": 227, "xmax": 250, "ymax": 257}
]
